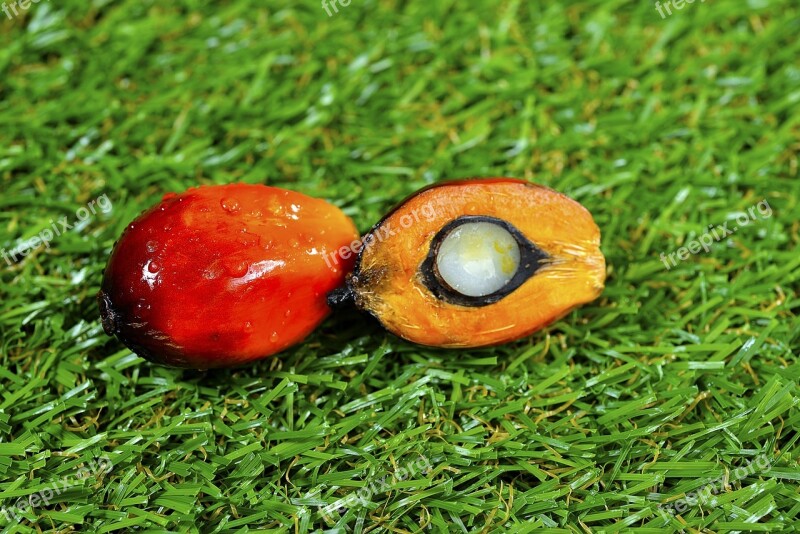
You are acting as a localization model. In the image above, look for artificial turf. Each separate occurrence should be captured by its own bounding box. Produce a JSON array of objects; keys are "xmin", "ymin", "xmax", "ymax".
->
[{"xmin": 1, "ymin": 0, "xmax": 799, "ymax": 532}]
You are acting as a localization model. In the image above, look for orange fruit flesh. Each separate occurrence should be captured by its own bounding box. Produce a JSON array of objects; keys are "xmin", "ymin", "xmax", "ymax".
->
[{"xmin": 350, "ymin": 179, "xmax": 605, "ymax": 348}]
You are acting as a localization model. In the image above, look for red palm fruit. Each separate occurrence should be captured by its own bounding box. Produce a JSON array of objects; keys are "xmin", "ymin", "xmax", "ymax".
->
[{"xmin": 98, "ymin": 184, "xmax": 359, "ymax": 368}]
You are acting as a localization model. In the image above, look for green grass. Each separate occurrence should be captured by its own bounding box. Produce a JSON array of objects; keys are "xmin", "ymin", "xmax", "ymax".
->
[{"xmin": 1, "ymin": 0, "xmax": 799, "ymax": 531}]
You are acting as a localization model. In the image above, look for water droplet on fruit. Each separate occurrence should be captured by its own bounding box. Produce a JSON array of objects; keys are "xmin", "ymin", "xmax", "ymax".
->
[
  {"xmin": 146, "ymin": 240, "xmax": 158, "ymax": 253},
  {"xmin": 221, "ymin": 198, "xmax": 240, "ymax": 214},
  {"xmin": 203, "ymin": 264, "xmax": 222, "ymax": 280},
  {"xmin": 267, "ymin": 197, "xmax": 283, "ymax": 216},
  {"xmin": 244, "ymin": 321, "xmax": 253, "ymax": 332},
  {"xmin": 270, "ymin": 331, "xmax": 279, "ymax": 342},
  {"xmin": 289, "ymin": 238, "xmax": 300, "ymax": 248},
  {"xmin": 284, "ymin": 309, "xmax": 291, "ymax": 318},
  {"xmin": 147, "ymin": 261, "xmax": 160, "ymax": 273},
  {"xmin": 223, "ymin": 258, "xmax": 249, "ymax": 278}
]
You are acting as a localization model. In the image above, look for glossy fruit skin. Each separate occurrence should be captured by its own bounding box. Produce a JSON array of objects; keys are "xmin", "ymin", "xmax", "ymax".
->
[
  {"xmin": 98, "ymin": 184, "xmax": 359, "ymax": 368},
  {"xmin": 345, "ymin": 178, "xmax": 606, "ymax": 348}
]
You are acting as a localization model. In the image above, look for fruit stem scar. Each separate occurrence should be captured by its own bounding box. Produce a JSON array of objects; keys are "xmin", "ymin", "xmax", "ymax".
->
[
  {"xmin": 97, "ymin": 290, "xmax": 119, "ymax": 335},
  {"xmin": 327, "ymin": 285, "xmax": 356, "ymax": 309}
]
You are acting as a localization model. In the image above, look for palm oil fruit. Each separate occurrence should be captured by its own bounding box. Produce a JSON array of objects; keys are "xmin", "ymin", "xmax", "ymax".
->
[
  {"xmin": 98, "ymin": 184, "xmax": 359, "ymax": 368},
  {"xmin": 338, "ymin": 178, "xmax": 606, "ymax": 348}
]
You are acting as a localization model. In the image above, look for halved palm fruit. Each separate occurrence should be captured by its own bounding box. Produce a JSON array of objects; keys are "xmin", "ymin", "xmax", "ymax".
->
[{"xmin": 339, "ymin": 178, "xmax": 605, "ymax": 348}]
